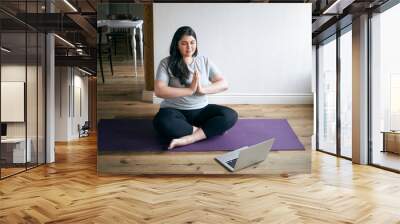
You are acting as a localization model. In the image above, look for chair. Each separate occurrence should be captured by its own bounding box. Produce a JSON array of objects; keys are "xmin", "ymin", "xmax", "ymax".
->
[
  {"xmin": 107, "ymin": 14, "xmax": 134, "ymax": 56},
  {"xmin": 108, "ymin": 29, "xmax": 133, "ymax": 56},
  {"xmin": 78, "ymin": 121, "xmax": 90, "ymax": 138},
  {"xmin": 97, "ymin": 26, "xmax": 114, "ymax": 83}
]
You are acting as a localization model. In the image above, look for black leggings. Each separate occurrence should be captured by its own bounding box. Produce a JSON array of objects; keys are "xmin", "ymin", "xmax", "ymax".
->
[{"xmin": 153, "ymin": 104, "xmax": 238, "ymax": 140}]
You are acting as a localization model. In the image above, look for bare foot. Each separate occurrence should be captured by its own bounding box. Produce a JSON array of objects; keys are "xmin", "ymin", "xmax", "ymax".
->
[
  {"xmin": 168, "ymin": 128, "xmax": 207, "ymax": 150},
  {"xmin": 168, "ymin": 138, "xmax": 191, "ymax": 149},
  {"xmin": 192, "ymin": 126, "xmax": 199, "ymax": 134}
]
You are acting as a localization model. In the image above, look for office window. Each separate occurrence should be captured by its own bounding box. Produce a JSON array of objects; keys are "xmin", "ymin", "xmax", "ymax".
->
[
  {"xmin": 340, "ymin": 28, "xmax": 352, "ymax": 158},
  {"xmin": 0, "ymin": 12, "xmax": 28, "ymax": 178},
  {"xmin": 370, "ymin": 3, "xmax": 400, "ymax": 171},
  {"xmin": 0, "ymin": 1, "xmax": 46, "ymax": 179},
  {"xmin": 318, "ymin": 36, "xmax": 337, "ymax": 154}
]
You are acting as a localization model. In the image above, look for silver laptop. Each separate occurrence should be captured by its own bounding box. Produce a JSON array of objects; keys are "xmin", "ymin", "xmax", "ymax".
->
[{"xmin": 215, "ymin": 138, "xmax": 274, "ymax": 172}]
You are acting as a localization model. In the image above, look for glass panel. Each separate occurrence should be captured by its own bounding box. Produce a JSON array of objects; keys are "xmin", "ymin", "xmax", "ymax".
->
[
  {"xmin": 27, "ymin": 31, "xmax": 38, "ymax": 169},
  {"xmin": 340, "ymin": 29, "xmax": 352, "ymax": 158},
  {"xmin": 318, "ymin": 37, "xmax": 337, "ymax": 154},
  {"xmin": 1, "ymin": 13, "xmax": 28, "ymax": 177},
  {"xmin": 1, "ymin": 0, "xmax": 46, "ymax": 178},
  {"xmin": 38, "ymin": 32, "xmax": 45, "ymax": 165},
  {"xmin": 371, "ymin": 4, "xmax": 400, "ymax": 171}
]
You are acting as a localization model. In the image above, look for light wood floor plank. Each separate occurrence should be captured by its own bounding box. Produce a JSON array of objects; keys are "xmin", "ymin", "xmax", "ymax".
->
[
  {"xmin": 1, "ymin": 135, "xmax": 400, "ymax": 223},
  {"xmin": 2, "ymin": 51, "xmax": 399, "ymax": 223}
]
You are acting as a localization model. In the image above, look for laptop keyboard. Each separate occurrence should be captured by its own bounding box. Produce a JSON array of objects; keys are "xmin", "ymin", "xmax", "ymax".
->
[{"xmin": 226, "ymin": 158, "xmax": 238, "ymax": 168}]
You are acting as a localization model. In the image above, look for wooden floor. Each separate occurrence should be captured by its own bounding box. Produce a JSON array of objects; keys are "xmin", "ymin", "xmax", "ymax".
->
[
  {"xmin": 0, "ymin": 135, "xmax": 400, "ymax": 223},
  {"xmin": 372, "ymin": 151, "xmax": 400, "ymax": 171},
  {"xmin": 0, "ymin": 48, "xmax": 388, "ymax": 222}
]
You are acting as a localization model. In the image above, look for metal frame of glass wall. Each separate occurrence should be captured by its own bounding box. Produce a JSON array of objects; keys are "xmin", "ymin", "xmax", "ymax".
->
[
  {"xmin": 316, "ymin": 24, "xmax": 352, "ymax": 161},
  {"xmin": 0, "ymin": 0, "xmax": 47, "ymax": 179},
  {"xmin": 316, "ymin": 0, "xmax": 400, "ymax": 173}
]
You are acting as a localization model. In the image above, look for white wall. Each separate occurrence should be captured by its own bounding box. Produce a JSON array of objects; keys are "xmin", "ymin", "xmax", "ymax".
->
[
  {"xmin": 55, "ymin": 67, "xmax": 68, "ymax": 141},
  {"xmin": 72, "ymin": 73, "xmax": 89, "ymax": 138},
  {"xmin": 55, "ymin": 67, "xmax": 89, "ymax": 141},
  {"xmin": 1, "ymin": 66, "xmax": 26, "ymax": 139},
  {"xmin": 1, "ymin": 64, "xmax": 46, "ymax": 164},
  {"xmin": 1, "ymin": 65, "xmax": 39, "ymax": 137},
  {"xmin": 153, "ymin": 3, "xmax": 312, "ymax": 104}
]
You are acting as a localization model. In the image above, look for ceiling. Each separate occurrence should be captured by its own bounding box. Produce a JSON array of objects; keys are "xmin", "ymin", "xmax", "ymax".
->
[
  {"xmin": 0, "ymin": 0, "xmax": 394, "ymax": 75},
  {"xmin": 98, "ymin": 0, "xmax": 392, "ymax": 43},
  {"xmin": 0, "ymin": 0, "xmax": 97, "ymax": 73}
]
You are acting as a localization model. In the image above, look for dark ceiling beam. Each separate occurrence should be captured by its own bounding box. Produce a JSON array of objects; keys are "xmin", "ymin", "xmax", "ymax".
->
[
  {"xmin": 86, "ymin": 0, "xmax": 97, "ymax": 11},
  {"xmin": 373, "ymin": 0, "xmax": 399, "ymax": 12},
  {"xmin": 322, "ymin": 0, "xmax": 356, "ymax": 14},
  {"xmin": 52, "ymin": 0, "xmax": 78, "ymax": 13},
  {"xmin": 312, "ymin": 14, "xmax": 352, "ymax": 44},
  {"xmin": 312, "ymin": 15, "xmax": 335, "ymax": 33},
  {"xmin": 55, "ymin": 55, "xmax": 96, "ymax": 70},
  {"xmin": 0, "ymin": 8, "xmax": 38, "ymax": 32},
  {"xmin": 12, "ymin": 13, "xmax": 82, "ymax": 32},
  {"xmin": 66, "ymin": 13, "xmax": 97, "ymax": 47}
]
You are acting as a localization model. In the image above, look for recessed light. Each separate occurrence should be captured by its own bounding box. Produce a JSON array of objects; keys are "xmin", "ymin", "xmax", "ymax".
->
[
  {"xmin": 1, "ymin": 47, "xmax": 11, "ymax": 53},
  {"xmin": 77, "ymin": 67, "xmax": 93, "ymax": 76},
  {"xmin": 54, "ymin": 34, "xmax": 75, "ymax": 48},
  {"xmin": 63, "ymin": 0, "xmax": 78, "ymax": 12}
]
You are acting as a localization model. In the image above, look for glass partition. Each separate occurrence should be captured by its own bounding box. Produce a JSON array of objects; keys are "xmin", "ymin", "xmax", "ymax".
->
[
  {"xmin": 317, "ymin": 36, "xmax": 337, "ymax": 155},
  {"xmin": 339, "ymin": 29, "xmax": 352, "ymax": 158},
  {"xmin": 0, "ymin": 1, "xmax": 46, "ymax": 179},
  {"xmin": 0, "ymin": 19, "xmax": 28, "ymax": 178},
  {"xmin": 370, "ymin": 3, "xmax": 400, "ymax": 171}
]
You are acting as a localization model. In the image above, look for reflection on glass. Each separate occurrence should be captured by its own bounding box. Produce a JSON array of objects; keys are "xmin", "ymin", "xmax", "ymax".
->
[
  {"xmin": 340, "ymin": 30, "xmax": 352, "ymax": 158},
  {"xmin": 38, "ymin": 33, "xmax": 46, "ymax": 165},
  {"xmin": 371, "ymin": 3, "xmax": 400, "ymax": 171},
  {"xmin": 1, "ymin": 31, "xmax": 27, "ymax": 177},
  {"xmin": 390, "ymin": 75, "xmax": 400, "ymax": 131},
  {"xmin": 318, "ymin": 37, "xmax": 337, "ymax": 154},
  {"xmin": 27, "ymin": 32, "xmax": 38, "ymax": 169},
  {"xmin": 0, "ymin": 0, "xmax": 47, "ymax": 178}
]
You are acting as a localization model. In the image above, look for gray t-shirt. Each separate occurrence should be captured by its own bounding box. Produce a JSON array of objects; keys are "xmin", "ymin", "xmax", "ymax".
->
[{"xmin": 156, "ymin": 55, "xmax": 221, "ymax": 110}]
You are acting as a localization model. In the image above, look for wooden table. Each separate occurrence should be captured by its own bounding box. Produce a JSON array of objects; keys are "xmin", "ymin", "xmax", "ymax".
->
[
  {"xmin": 97, "ymin": 19, "xmax": 143, "ymax": 78},
  {"xmin": 1, "ymin": 138, "xmax": 32, "ymax": 163},
  {"xmin": 381, "ymin": 131, "xmax": 400, "ymax": 154}
]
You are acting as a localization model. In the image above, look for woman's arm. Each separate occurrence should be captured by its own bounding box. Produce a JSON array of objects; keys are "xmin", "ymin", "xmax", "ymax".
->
[
  {"xmin": 197, "ymin": 73, "xmax": 228, "ymax": 95},
  {"xmin": 154, "ymin": 73, "xmax": 199, "ymax": 99}
]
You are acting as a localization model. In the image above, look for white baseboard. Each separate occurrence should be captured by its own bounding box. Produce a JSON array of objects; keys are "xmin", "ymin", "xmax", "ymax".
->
[
  {"xmin": 153, "ymin": 93, "xmax": 313, "ymax": 104},
  {"xmin": 142, "ymin": 90, "xmax": 154, "ymax": 102}
]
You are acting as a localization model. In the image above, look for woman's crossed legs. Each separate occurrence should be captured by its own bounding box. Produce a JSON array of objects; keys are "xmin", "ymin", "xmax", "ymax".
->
[{"xmin": 153, "ymin": 104, "xmax": 238, "ymax": 149}]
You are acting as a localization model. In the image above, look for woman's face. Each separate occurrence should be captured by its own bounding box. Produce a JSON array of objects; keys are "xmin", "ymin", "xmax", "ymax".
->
[{"xmin": 178, "ymin": 35, "xmax": 197, "ymax": 58}]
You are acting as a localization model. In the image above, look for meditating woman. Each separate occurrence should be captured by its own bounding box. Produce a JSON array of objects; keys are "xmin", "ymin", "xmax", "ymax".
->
[{"xmin": 153, "ymin": 26, "xmax": 238, "ymax": 150}]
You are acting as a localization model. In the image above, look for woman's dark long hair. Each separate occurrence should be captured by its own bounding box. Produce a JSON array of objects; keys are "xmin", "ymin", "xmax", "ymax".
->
[{"xmin": 168, "ymin": 26, "xmax": 198, "ymax": 86}]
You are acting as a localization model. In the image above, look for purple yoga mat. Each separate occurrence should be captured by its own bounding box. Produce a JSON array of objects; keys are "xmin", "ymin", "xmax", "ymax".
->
[{"xmin": 98, "ymin": 119, "xmax": 304, "ymax": 153}]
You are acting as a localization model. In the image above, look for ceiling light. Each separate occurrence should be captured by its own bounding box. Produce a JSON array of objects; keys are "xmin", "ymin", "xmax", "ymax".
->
[
  {"xmin": 77, "ymin": 67, "xmax": 93, "ymax": 76},
  {"xmin": 1, "ymin": 47, "xmax": 11, "ymax": 53},
  {"xmin": 54, "ymin": 34, "xmax": 75, "ymax": 48},
  {"xmin": 322, "ymin": 0, "xmax": 355, "ymax": 15},
  {"xmin": 63, "ymin": 0, "xmax": 78, "ymax": 12}
]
